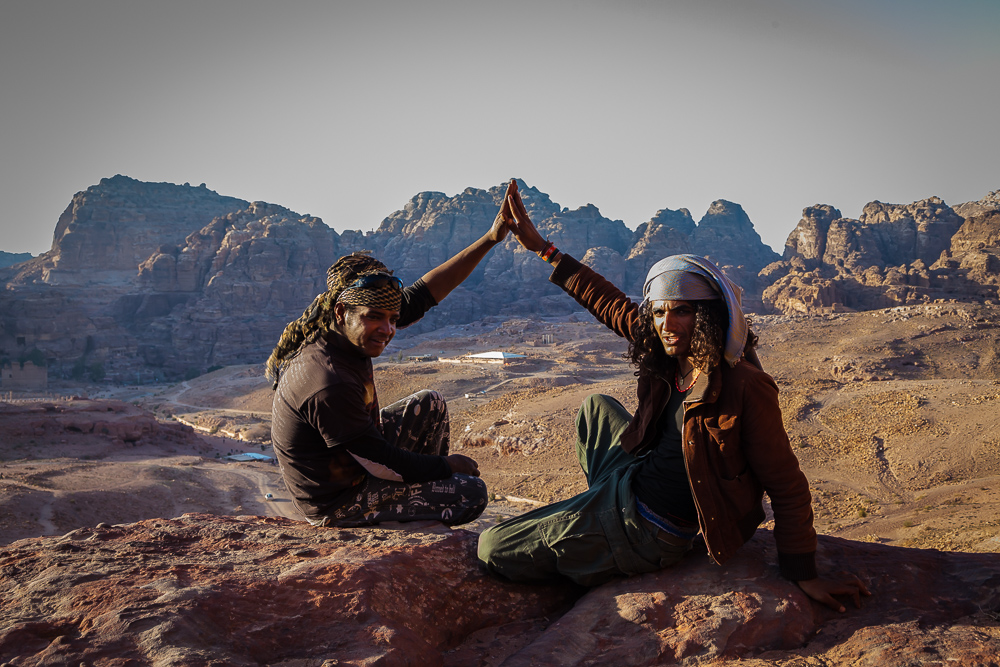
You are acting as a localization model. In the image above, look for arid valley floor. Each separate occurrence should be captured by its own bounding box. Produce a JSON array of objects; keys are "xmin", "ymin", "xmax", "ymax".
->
[{"xmin": 3, "ymin": 303, "xmax": 1000, "ymax": 558}]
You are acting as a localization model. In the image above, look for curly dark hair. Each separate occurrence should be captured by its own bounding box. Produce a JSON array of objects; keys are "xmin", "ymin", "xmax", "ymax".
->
[
  {"xmin": 265, "ymin": 252, "xmax": 389, "ymax": 387},
  {"xmin": 625, "ymin": 299, "xmax": 757, "ymax": 377}
]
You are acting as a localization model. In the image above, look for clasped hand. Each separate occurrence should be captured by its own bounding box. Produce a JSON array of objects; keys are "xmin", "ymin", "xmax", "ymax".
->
[{"xmin": 492, "ymin": 179, "xmax": 549, "ymax": 253}]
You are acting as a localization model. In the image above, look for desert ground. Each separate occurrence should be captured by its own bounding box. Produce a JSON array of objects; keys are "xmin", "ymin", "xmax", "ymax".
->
[{"xmin": 2, "ymin": 303, "xmax": 1000, "ymax": 556}]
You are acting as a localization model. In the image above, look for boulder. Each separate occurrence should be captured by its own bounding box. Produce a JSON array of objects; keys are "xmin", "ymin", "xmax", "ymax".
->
[
  {"xmin": 1, "ymin": 514, "xmax": 997, "ymax": 666},
  {"xmin": 0, "ymin": 514, "xmax": 578, "ymax": 666},
  {"xmin": 507, "ymin": 533, "xmax": 1000, "ymax": 665}
]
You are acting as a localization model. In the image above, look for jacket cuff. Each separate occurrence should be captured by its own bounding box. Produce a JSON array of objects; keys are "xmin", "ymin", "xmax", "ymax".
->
[
  {"xmin": 778, "ymin": 551, "xmax": 818, "ymax": 581},
  {"xmin": 549, "ymin": 253, "xmax": 581, "ymax": 288}
]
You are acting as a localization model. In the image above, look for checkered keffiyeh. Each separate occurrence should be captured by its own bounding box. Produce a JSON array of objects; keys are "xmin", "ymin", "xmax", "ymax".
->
[
  {"xmin": 643, "ymin": 254, "xmax": 748, "ymax": 366},
  {"xmin": 337, "ymin": 283, "xmax": 402, "ymax": 312}
]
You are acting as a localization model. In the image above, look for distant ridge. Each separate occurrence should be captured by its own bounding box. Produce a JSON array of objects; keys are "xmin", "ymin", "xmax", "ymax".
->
[
  {"xmin": 0, "ymin": 176, "xmax": 997, "ymax": 382},
  {"xmin": 764, "ymin": 191, "xmax": 1000, "ymax": 313},
  {"xmin": 0, "ymin": 251, "xmax": 32, "ymax": 269}
]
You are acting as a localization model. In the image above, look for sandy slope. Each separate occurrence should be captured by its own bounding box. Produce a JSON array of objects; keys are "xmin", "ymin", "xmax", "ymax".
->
[{"xmin": 2, "ymin": 303, "xmax": 999, "ymax": 554}]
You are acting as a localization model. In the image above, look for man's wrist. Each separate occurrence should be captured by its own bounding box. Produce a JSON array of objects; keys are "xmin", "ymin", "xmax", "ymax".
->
[{"xmin": 538, "ymin": 241, "xmax": 559, "ymax": 263}]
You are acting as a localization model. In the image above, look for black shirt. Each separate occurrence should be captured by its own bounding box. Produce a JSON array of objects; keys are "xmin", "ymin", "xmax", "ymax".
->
[
  {"xmin": 270, "ymin": 279, "xmax": 451, "ymax": 521},
  {"xmin": 631, "ymin": 381, "xmax": 699, "ymax": 526}
]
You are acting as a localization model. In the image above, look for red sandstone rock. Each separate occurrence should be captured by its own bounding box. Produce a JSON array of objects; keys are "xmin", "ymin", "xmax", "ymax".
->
[
  {"xmin": 0, "ymin": 514, "xmax": 577, "ymax": 666},
  {"xmin": 504, "ymin": 532, "xmax": 1000, "ymax": 665},
  {"xmin": 1, "ymin": 514, "xmax": 998, "ymax": 666}
]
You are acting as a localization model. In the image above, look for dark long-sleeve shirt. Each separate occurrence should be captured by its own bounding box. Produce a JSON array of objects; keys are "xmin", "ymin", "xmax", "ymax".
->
[{"xmin": 270, "ymin": 279, "xmax": 451, "ymax": 522}]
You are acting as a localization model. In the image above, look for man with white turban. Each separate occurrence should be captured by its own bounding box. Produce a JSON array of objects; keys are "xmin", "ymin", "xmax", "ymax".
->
[{"xmin": 479, "ymin": 181, "xmax": 868, "ymax": 613}]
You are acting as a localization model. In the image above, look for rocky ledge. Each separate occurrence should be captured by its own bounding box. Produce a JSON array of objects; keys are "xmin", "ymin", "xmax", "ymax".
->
[
  {"xmin": 0, "ymin": 398, "xmax": 198, "ymax": 448},
  {"xmin": 1, "ymin": 514, "xmax": 998, "ymax": 666}
]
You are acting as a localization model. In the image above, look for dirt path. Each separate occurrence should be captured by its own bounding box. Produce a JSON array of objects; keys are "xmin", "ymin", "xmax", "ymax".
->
[
  {"xmin": 192, "ymin": 462, "xmax": 298, "ymax": 520},
  {"xmin": 166, "ymin": 382, "xmax": 270, "ymax": 416},
  {"xmin": 36, "ymin": 496, "xmax": 57, "ymax": 536}
]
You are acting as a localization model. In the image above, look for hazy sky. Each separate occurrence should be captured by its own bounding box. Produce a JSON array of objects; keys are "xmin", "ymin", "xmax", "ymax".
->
[{"xmin": 2, "ymin": 0, "xmax": 998, "ymax": 256}]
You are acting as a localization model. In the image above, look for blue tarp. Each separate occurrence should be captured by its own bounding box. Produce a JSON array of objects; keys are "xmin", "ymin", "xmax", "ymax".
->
[{"xmin": 224, "ymin": 452, "xmax": 273, "ymax": 462}]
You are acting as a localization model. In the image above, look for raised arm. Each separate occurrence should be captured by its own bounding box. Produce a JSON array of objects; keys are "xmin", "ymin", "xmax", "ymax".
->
[
  {"xmin": 505, "ymin": 179, "xmax": 564, "ymax": 268},
  {"xmin": 505, "ymin": 179, "xmax": 640, "ymax": 339},
  {"xmin": 419, "ymin": 180, "xmax": 515, "ymax": 303}
]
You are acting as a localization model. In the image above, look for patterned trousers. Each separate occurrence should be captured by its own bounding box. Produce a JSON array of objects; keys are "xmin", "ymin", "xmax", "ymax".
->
[{"xmin": 319, "ymin": 389, "xmax": 488, "ymax": 528}]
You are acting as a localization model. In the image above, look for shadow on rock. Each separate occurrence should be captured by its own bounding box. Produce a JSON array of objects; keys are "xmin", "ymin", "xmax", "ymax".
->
[{"xmin": 2, "ymin": 518, "xmax": 998, "ymax": 666}]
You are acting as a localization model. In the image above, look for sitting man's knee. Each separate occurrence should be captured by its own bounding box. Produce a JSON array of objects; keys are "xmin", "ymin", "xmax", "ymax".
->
[
  {"xmin": 466, "ymin": 474, "xmax": 489, "ymax": 502},
  {"xmin": 411, "ymin": 388, "xmax": 438, "ymax": 400},
  {"xmin": 477, "ymin": 525, "xmax": 503, "ymax": 567},
  {"xmin": 581, "ymin": 393, "xmax": 621, "ymax": 412},
  {"xmin": 576, "ymin": 393, "xmax": 618, "ymax": 429},
  {"xmin": 411, "ymin": 389, "xmax": 448, "ymax": 414},
  {"xmin": 442, "ymin": 474, "xmax": 488, "ymax": 526}
]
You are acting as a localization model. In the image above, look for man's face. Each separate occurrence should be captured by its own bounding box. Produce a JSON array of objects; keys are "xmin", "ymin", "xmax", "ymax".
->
[
  {"xmin": 335, "ymin": 304, "xmax": 399, "ymax": 357},
  {"xmin": 650, "ymin": 299, "xmax": 697, "ymax": 358}
]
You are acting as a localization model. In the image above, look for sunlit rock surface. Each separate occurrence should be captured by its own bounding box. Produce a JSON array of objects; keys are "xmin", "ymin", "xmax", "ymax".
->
[{"xmin": 1, "ymin": 515, "xmax": 998, "ymax": 666}]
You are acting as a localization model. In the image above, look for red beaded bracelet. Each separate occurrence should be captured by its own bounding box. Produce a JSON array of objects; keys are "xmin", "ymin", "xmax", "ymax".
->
[{"xmin": 540, "ymin": 242, "xmax": 558, "ymax": 263}]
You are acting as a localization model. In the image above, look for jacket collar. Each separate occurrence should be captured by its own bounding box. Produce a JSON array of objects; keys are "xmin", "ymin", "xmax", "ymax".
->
[{"xmin": 686, "ymin": 364, "xmax": 723, "ymax": 405}]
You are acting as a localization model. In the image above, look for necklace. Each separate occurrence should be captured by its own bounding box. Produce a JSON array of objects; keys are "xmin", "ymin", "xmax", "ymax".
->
[{"xmin": 675, "ymin": 366, "xmax": 700, "ymax": 393}]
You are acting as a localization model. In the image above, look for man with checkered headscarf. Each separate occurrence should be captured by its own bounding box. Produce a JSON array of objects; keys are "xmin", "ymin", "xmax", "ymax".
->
[{"xmin": 266, "ymin": 183, "xmax": 516, "ymax": 528}]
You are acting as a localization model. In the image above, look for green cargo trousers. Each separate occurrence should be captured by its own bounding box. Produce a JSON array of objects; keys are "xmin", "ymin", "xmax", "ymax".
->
[{"xmin": 477, "ymin": 394, "xmax": 692, "ymax": 587}]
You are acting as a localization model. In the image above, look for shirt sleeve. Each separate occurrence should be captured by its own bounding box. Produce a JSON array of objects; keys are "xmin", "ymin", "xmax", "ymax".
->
[
  {"xmin": 548, "ymin": 253, "xmax": 642, "ymax": 342},
  {"xmin": 305, "ymin": 385, "xmax": 452, "ymax": 483},
  {"xmin": 398, "ymin": 278, "xmax": 438, "ymax": 329},
  {"xmin": 739, "ymin": 370, "xmax": 818, "ymax": 581}
]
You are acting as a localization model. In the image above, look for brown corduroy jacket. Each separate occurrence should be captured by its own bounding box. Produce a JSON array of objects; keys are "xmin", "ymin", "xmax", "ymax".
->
[{"xmin": 550, "ymin": 254, "xmax": 818, "ymax": 581}]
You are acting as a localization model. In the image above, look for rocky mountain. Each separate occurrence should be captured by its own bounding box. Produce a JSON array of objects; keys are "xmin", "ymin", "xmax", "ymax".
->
[
  {"xmin": 0, "ymin": 177, "xmax": 781, "ymax": 382},
  {"xmin": 0, "ymin": 251, "xmax": 31, "ymax": 269},
  {"xmin": 1, "ymin": 176, "xmax": 997, "ymax": 382},
  {"xmin": 13, "ymin": 175, "xmax": 249, "ymax": 287},
  {"xmin": 762, "ymin": 192, "xmax": 1000, "ymax": 314},
  {"xmin": 1, "ymin": 513, "xmax": 997, "ymax": 665}
]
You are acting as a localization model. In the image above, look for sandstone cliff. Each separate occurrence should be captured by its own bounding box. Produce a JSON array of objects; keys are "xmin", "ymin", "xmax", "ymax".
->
[
  {"xmin": 763, "ymin": 193, "xmax": 999, "ymax": 314},
  {"xmin": 21, "ymin": 175, "xmax": 249, "ymax": 287},
  {"xmin": 130, "ymin": 202, "xmax": 351, "ymax": 373},
  {"xmin": 1, "ymin": 177, "xmax": 782, "ymax": 381},
  {"xmin": 1, "ymin": 513, "xmax": 997, "ymax": 665},
  {"xmin": 393, "ymin": 185, "xmax": 779, "ymax": 332},
  {"xmin": 623, "ymin": 200, "xmax": 781, "ymax": 309},
  {"xmin": 933, "ymin": 205, "xmax": 1000, "ymax": 293},
  {"xmin": 2, "ymin": 176, "xmax": 997, "ymax": 380},
  {"xmin": 625, "ymin": 206, "xmax": 697, "ymax": 291}
]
